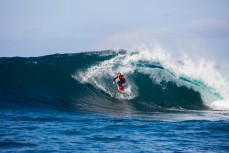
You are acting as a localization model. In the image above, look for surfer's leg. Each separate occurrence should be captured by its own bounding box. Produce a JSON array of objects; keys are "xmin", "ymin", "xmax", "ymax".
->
[{"xmin": 117, "ymin": 81, "xmax": 121, "ymax": 86}]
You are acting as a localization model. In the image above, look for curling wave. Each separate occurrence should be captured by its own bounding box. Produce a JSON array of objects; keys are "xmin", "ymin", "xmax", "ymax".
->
[{"xmin": 0, "ymin": 49, "xmax": 228, "ymax": 112}]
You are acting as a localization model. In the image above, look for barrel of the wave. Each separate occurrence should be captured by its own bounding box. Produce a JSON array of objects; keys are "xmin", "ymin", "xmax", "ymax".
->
[{"xmin": 113, "ymin": 72, "xmax": 126, "ymax": 93}]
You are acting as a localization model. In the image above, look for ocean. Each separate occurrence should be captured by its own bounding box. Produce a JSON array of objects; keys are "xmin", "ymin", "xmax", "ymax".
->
[{"xmin": 1, "ymin": 50, "xmax": 229, "ymax": 152}]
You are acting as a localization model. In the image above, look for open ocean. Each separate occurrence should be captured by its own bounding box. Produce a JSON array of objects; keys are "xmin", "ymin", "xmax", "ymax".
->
[{"xmin": 1, "ymin": 50, "xmax": 229, "ymax": 152}]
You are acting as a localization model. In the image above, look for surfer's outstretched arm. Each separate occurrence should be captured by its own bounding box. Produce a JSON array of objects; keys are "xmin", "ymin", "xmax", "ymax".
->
[
  {"xmin": 113, "ymin": 76, "xmax": 118, "ymax": 81},
  {"xmin": 113, "ymin": 76, "xmax": 118, "ymax": 84}
]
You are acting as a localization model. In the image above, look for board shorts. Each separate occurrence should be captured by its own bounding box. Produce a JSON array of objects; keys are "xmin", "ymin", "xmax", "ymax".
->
[{"xmin": 117, "ymin": 80, "xmax": 125, "ymax": 86}]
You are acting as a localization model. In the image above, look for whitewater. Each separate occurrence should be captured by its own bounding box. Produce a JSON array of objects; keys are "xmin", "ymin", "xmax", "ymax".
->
[
  {"xmin": 1, "ymin": 48, "xmax": 229, "ymax": 152},
  {"xmin": 75, "ymin": 48, "xmax": 229, "ymax": 111}
]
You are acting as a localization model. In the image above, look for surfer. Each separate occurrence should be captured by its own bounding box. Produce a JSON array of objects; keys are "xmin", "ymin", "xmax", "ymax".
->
[{"xmin": 113, "ymin": 72, "xmax": 126, "ymax": 87}]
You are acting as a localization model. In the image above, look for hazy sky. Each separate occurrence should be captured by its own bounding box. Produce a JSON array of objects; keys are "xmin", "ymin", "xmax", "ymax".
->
[{"xmin": 0, "ymin": 0, "xmax": 229, "ymax": 64}]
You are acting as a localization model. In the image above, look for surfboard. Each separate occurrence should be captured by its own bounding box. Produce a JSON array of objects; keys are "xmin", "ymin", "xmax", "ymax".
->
[{"xmin": 117, "ymin": 85, "xmax": 125, "ymax": 93}]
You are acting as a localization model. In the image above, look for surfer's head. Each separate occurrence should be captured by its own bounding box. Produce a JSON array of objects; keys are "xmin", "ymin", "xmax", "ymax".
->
[{"xmin": 118, "ymin": 72, "xmax": 121, "ymax": 76}]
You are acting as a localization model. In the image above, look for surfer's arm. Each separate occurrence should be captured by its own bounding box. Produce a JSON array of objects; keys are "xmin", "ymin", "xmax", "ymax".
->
[
  {"xmin": 113, "ymin": 76, "xmax": 118, "ymax": 82},
  {"xmin": 113, "ymin": 76, "xmax": 118, "ymax": 84}
]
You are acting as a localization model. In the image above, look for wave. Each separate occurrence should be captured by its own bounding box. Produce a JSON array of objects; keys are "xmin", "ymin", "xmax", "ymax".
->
[{"xmin": 0, "ymin": 49, "xmax": 228, "ymax": 112}]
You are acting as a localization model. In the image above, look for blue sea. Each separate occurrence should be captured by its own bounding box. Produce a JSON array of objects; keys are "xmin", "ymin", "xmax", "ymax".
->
[{"xmin": 1, "ymin": 50, "xmax": 229, "ymax": 152}]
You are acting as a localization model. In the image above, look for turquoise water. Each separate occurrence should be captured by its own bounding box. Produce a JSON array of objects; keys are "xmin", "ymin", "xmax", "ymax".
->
[{"xmin": 1, "ymin": 50, "xmax": 229, "ymax": 152}]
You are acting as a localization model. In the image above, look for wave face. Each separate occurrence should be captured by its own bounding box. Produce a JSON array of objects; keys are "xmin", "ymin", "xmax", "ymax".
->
[{"xmin": 0, "ymin": 50, "xmax": 228, "ymax": 112}]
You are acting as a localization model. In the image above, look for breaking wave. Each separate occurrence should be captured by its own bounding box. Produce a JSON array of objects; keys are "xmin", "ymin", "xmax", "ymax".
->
[{"xmin": 0, "ymin": 48, "xmax": 228, "ymax": 112}]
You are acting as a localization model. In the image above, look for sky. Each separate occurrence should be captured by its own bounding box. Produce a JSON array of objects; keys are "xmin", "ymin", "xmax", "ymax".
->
[{"xmin": 0, "ymin": 0, "xmax": 229, "ymax": 64}]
